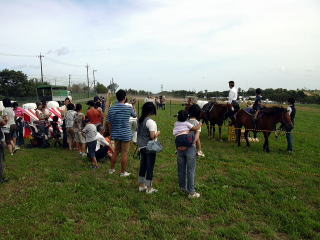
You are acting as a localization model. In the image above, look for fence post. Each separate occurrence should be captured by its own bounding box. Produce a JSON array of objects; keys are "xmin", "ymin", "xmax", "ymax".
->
[
  {"xmin": 169, "ymin": 99, "xmax": 172, "ymax": 117},
  {"xmin": 137, "ymin": 100, "xmax": 140, "ymax": 117}
]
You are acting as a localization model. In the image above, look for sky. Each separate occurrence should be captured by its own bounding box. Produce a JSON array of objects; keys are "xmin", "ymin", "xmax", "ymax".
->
[{"xmin": 0, "ymin": 0, "xmax": 319, "ymax": 92}]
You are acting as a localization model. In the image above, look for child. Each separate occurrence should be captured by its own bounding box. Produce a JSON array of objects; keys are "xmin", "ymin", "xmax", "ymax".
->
[
  {"xmin": 173, "ymin": 110, "xmax": 201, "ymax": 150},
  {"xmin": 83, "ymin": 119, "xmax": 98, "ymax": 168},
  {"xmin": 73, "ymin": 104, "xmax": 86, "ymax": 157},
  {"xmin": 187, "ymin": 104, "xmax": 204, "ymax": 157},
  {"xmin": 51, "ymin": 116, "xmax": 62, "ymax": 147},
  {"xmin": 65, "ymin": 103, "xmax": 76, "ymax": 150}
]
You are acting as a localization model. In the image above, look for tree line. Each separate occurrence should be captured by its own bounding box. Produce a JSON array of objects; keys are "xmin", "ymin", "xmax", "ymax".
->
[{"xmin": 1, "ymin": 69, "xmax": 319, "ymax": 104}]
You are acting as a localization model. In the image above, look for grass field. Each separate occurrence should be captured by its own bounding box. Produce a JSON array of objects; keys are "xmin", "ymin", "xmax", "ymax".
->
[{"xmin": 0, "ymin": 102, "xmax": 319, "ymax": 240}]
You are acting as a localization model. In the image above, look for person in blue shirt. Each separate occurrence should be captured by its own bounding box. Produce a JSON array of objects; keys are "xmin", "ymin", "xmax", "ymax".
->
[{"xmin": 108, "ymin": 89, "xmax": 136, "ymax": 177}]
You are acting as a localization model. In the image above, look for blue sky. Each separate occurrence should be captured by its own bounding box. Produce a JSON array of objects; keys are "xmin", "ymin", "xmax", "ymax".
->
[{"xmin": 0, "ymin": 0, "xmax": 319, "ymax": 92}]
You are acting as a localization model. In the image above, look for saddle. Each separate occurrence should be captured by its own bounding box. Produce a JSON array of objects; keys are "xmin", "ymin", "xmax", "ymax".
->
[
  {"xmin": 203, "ymin": 102, "xmax": 215, "ymax": 113},
  {"xmin": 244, "ymin": 107, "xmax": 255, "ymax": 116}
]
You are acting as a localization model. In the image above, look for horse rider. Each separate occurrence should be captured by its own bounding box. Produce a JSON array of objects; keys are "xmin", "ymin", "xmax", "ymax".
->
[
  {"xmin": 227, "ymin": 81, "xmax": 239, "ymax": 122},
  {"xmin": 253, "ymin": 88, "xmax": 263, "ymax": 120}
]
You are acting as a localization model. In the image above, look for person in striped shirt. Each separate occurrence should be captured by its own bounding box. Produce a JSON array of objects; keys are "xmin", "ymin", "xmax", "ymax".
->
[{"xmin": 108, "ymin": 89, "xmax": 136, "ymax": 177}]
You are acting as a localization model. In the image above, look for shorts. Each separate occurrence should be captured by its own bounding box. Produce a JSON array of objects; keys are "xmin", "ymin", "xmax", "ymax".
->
[
  {"xmin": 87, "ymin": 140, "xmax": 97, "ymax": 158},
  {"xmin": 74, "ymin": 131, "xmax": 85, "ymax": 144},
  {"xmin": 66, "ymin": 127, "xmax": 75, "ymax": 142},
  {"xmin": 114, "ymin": 140, "xmax": 130, "ymax": 155},
  {"xmin": 4, "ymin": 124, "xmax": 17, "ymax": 144}
]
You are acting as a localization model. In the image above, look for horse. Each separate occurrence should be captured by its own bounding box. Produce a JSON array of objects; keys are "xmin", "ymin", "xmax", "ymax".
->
[
  {"xmin": 234, "ymin": 106, "xmax": 293, "ymax": 152},
  {"xmin": 201, "ymin": 102, "xmax": 235, "ymax": 140}
]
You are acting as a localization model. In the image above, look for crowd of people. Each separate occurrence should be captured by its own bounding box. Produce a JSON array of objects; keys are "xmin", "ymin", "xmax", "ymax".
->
[{"xmin": 0, "ymin": 83, "xmax": 296, "ymax": 198}]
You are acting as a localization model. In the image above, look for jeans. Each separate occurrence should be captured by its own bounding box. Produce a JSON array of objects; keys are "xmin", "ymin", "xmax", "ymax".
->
[
  {"xmin": 16, "ymin": 120, "xmax": 24, "ymax": 146},
  {"xmin": 286, "ymin": 131, "xmax": 293, "ymax": 151},
  {"xmin": 138, "ymin": 148, "xmax": 156, "ymax": 187},
  {"xmin": 177, "ymin": 146, "xmax": 197, "ymax": 194}
]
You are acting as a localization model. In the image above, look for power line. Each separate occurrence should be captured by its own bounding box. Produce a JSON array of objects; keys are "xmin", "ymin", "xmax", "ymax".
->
[{"xmin": 0, "ymin": 52, "xmax": 36, "ymax": 57}]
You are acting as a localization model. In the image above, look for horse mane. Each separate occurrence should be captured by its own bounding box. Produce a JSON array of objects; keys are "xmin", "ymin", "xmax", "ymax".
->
[{"xmin": 261, "ymin": 106, "xmax": 286, "ymax": 115}]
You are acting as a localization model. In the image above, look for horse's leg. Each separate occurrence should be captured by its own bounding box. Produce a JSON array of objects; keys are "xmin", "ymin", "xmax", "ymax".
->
[
  {"xmin": 206, "ymin": 122, "xmax": 210, "ymax": 137},
  {"xmin": 218, "ymin": 125, "xmax": 222, "ymax": 141},
  {"xmin": 236, "ymin": 125, "xmax": 241, "ymax": 146},
  {"xmin": 244, "ymin": 130, "xmax": 250, "ymax": 147},
  {"xmin": 266, "ymin": 132, "xmax": 271, "ymax": 152},
  {"xmin": 212, "ymin": 125, "xmax": 215, "ymax": 139},
  {"xmin": 262, "ymin": 132, "xmax": 268, "ymax": 152}
]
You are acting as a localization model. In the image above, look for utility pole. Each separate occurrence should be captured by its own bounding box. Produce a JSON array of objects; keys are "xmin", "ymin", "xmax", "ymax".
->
[
  {"xmin": 86, "ymin": 64, "xmax": 90, "ymax": 98},
  {"xmin": 161, "ymin": 84, "xmax": 163, "ymax": 93},
  {"xmin": 54, "ymin": 78, "xmax": 57, "ymax": 86},
  {"xmin": 93, "ymin": 69, "xmax": 97, "ymax": 92},
  {"xmin": 38, "ymin": 53, "xmax": 44, "ymax": 83},
  {"xmin": 68, "ymin": 74, "xmax": 71, "ymax": 90}
]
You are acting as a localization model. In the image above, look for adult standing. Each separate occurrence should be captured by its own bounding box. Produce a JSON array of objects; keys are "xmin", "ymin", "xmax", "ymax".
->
[
  {"xmin": 61, "ymin": 97, "xmax": 72, "ymax": 148},
  {"xmin": 137, "ymin": 102, "xmax": 160, "ymax": 194},
  {"xmin": 12, "ymin": 102, "xmax": 25, "ymax": 146},
  {"xmin": 2, "ymin": 98, "xmax": 17, "ymax": 155},
  {"xmin": 286, "ymin": 98, "xmax": 296, "ymax": 153},
  {"xmin": 86, "ymin": 100, "xmax": 103, "ymax": 126},
  {"xmin": 108, "ymin": 89, "xmax": 136, "ymax": 177},
  {"xmin": 0, "ymin": 115, "xmax": 7, "ymax": 183}
]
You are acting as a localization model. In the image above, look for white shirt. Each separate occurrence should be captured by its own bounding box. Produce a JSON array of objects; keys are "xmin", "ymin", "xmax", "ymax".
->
[
  {"xmin": 95, "ymin": 132, "xmax": 110, "ymax": 151},
  {"xmin": 146, "ymin": 118, "xmax": 157, "ymax": 132},
  {"xmin": 287, "ymin": 106, "xmax": 292, "ymax": 116},
  {"xmin": 228, "ymin": 87, "xmax": 238, "ymax": 103},
  {"xmin": 2, "ymin": 107, "xmax": 15, "ymax": 128}
]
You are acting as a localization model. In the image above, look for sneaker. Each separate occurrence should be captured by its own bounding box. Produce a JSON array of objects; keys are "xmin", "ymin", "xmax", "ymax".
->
[
  {"xmin": 197, "ymin": 151, "xmax": 205, "ymax": 157},
  {"xmin": 14, "ymin": 146, "xmax": 20, "ymax": 150},
  {"xmin": 91, "ymin": 165, "xmax": 100, "ymax": 169},
  {"xmin": 10, "ymin": 153, "xmax": 14, "ymax": 156},
  {"xmin": 139, "ymin": 186, "xmax": 147, "ymax": 192},
  {"xmin": 108, "ymin": 169, "xmax": 116, "ymax": 174},
  {"xmin": 146, "ymin": 188, "xmax": 158, "ymax": 194},
  {"xmin": 120, "ymin": 171, "xmax": 131, "ymax": 177},
  {"xmin": 81, "ymin": 153, "xmax": 87, "ymax": 158},
  {"xmin": 188, "ymin": 192, "xmax": 201, "ymax": 198}
]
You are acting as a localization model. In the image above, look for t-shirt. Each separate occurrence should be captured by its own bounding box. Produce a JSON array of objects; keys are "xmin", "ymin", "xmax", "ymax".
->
[
  {"xmin": 95, "ymin": 132, "xmax": 110, "ymax": 151},
  {"xmin": 228, "ymin": 87, "xmax": 238, "ymax": 103},
  {"xmin": 87, "ymin": 108, "xmax": 103, "ymax": 125},
  {"xmin": 83, "ymin": 124, "xmax": 97, "ymax": 143},
  {"xmin": 73, "ymin": 112, "xmax": 85, "ymax": 132},
  {"xmin": 65, "ymin": 110, "xmax": 76, "ymax": 128},
  {"xmin": 188, "ymin": 119, "xmax": 201, "ymax": 132},
  {"xmin": 108, "ymin": 102, "xmax": 137, "ymax": 141},
  {"xmin": 173, "ymin": 121, "xmax": 193, "ymax": 136},
  {"xmin": 137, "ymin": 117, "xmax": 158, "ymax": 148},
  {"xmin": 2, "ymin": 107, "xmax": 15, "ymax": 128}
]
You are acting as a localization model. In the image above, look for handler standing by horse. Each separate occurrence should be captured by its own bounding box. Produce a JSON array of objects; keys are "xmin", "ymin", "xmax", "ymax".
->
[{"xmin": 286, "ymin": 98, "xmax": 296, "ymax": 153}]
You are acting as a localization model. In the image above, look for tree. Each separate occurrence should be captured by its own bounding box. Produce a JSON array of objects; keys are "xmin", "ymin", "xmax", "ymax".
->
[
  {"xmin": 0, "ymin": 69, "xmax": 48, "ymax": 98},
  {"xmin": 96, "ymin": 82, "xmax": 108, "ymax": 94},
  {"xmin": 107, "ymin": 79, "xmax": 119, "ymax": 94}
]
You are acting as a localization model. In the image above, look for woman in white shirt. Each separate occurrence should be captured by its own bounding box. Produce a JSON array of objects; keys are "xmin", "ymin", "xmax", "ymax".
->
[
  {"xmin": 2, "ymin": 98, "xmax": 17, "ymax": 155},
  {"xmin": 137, "ymin": 102, "xmax": 160, "ymax": 194}
]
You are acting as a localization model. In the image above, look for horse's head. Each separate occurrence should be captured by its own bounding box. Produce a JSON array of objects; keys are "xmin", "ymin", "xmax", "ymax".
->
[{"xmin": 281, "ymin": 108, "xmax": 294, "ymax": 131}]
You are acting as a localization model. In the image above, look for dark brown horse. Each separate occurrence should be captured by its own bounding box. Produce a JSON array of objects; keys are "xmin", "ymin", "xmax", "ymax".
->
[
  {"xmin": 235, "ymin": 106, "xmax": 293, "ymax": 152},
  {"xmin": 201, "ymin": 102, "xmax": 235, "ymax": 140}
]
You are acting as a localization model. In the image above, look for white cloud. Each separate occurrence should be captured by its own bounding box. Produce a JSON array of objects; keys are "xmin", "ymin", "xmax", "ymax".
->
[{"xmin": 0, "ymin": 0, "xmax": 319, "ymax": 91}]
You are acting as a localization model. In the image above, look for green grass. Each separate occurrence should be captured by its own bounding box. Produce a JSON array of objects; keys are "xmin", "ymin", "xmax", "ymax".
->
[{"xmin": 0, "ymin": 102, "xmax": 319, "ymax": 239}]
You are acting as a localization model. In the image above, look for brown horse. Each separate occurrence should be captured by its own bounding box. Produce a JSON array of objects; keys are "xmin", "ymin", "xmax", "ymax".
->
[
  {"xmin": 201, "ymin": 102, "xmax": 235, "ymax": 140},
  {"xmin": 235, "ymin": 106, "xmax": 293, "ymax": 152}
]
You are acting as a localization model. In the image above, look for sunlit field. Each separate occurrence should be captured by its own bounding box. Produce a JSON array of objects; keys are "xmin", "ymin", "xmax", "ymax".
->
[{"xmin": 0, "ymin": 101, "xmax": 319, "ymax": 240}]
